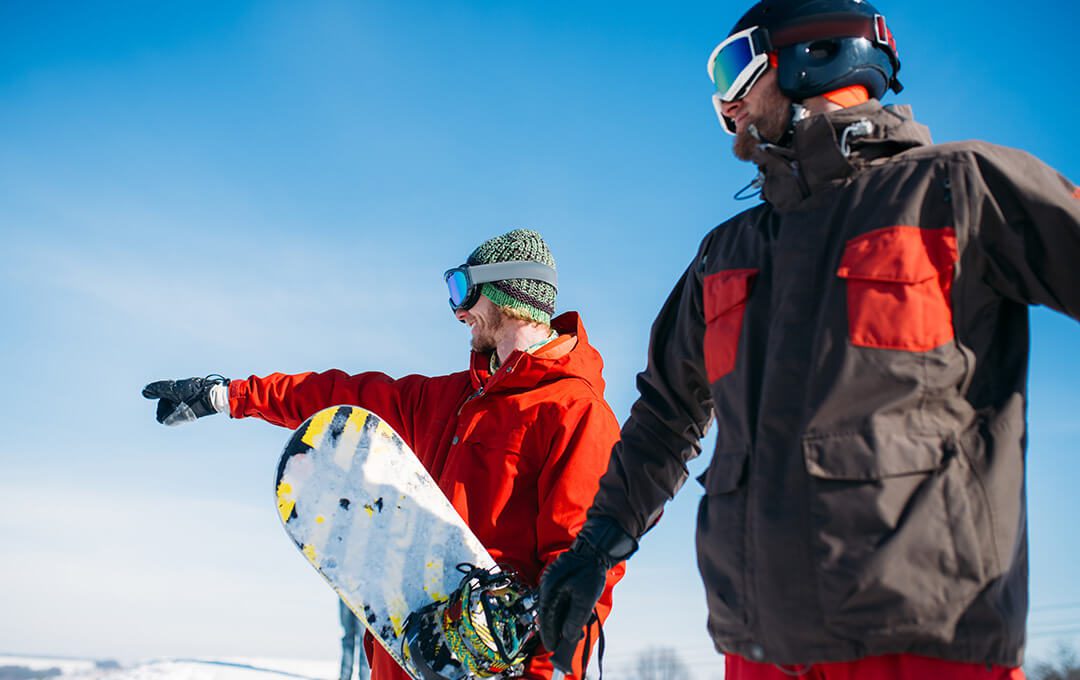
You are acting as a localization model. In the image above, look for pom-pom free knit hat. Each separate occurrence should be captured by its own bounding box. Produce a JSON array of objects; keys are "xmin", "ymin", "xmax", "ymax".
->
[{"xmin": 467, "ymin": 229, "xmax": 556, "ymax": 325}]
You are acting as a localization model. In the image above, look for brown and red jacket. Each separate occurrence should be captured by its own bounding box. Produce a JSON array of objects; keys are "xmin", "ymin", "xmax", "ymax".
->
[
  {"xmin": 590, "ymin": 101, "xmax": 1080, "ymax": 666},
  {"xmin": 229, "ymin": 313, "xmax": 624, "ymax": 680}
]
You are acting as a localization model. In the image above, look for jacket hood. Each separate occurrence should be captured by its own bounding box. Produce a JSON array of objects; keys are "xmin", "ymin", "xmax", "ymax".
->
[
  {"xmin": 752, "ymin": 101, "xmax": 932, "ymax": 210},
  {"xmin": 468, "ymin": 312, "xmax": 608, "ymax": 397}
]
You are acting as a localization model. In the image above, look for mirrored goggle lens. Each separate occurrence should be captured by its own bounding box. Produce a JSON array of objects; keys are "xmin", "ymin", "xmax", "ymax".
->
[
  {"xmin": 446, "ymin": 270, "xmax": 470, "ymax": 307},
  {"xmin": 711, "ymin": 36, "xmax": 755, "ymax": 98}
]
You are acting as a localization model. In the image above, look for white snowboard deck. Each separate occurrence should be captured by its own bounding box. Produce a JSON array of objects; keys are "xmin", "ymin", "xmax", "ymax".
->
[{"xmin": 275, "ymin": 405, "xmax": 495, "ymax": 676}]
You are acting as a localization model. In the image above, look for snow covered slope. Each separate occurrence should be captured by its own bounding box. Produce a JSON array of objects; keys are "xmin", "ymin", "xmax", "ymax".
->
[{"xmin": 0, "ymin": 655, "xmax": 337, "ymax": 680}]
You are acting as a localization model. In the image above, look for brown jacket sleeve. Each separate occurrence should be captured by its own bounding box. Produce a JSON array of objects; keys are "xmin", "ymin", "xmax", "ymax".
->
[
  {"xmin": 967, "ymin": 143, "xmax": 1080, "ymax": 320},
  {"xmin": 588, "ymin": 238, "xmax": 717, "ymax": 538}
]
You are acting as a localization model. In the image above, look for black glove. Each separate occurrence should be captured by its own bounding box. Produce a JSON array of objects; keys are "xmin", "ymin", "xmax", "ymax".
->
[
  {"xmin": 538, "ymin": 516, "xmax": 638, "ymax": 673},
  {"xmin": 142, "ymin": 375, "xmax": 229, "ymax": 426}
]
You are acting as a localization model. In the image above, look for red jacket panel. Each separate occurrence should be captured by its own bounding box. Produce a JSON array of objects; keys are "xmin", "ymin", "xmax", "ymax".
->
[{"xmin": 229, "ymin": 312, "xmax": 624, "ymax": 680}]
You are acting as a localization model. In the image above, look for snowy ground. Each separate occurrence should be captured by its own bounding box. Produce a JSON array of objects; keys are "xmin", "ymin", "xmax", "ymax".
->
[{"xmin": 0, "ymin": 655, "xmax": 338, "ymax": 680}]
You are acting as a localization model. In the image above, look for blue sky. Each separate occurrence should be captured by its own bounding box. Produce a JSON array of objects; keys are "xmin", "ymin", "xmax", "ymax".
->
[{"xmin": 1, "ymin": 1, "xmax": 1078, "ymax": 676}]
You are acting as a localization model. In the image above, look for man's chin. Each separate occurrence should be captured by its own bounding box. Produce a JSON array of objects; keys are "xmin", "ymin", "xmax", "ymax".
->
[
  {"xmin": 470, "ymin": 337, "xmax": 496, "ymax": 353},
  {"xmin": 733, "ymin": 129, "xmax": 760, "ymax": 161}
]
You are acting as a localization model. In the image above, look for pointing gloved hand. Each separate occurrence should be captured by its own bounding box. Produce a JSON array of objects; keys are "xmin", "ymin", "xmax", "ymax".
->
[
  {"xmin": 538, "ymin": 515, "xmax": 638, "ymax": 673},
  {"xmin": 142, "ymin": 375, "xmax": 230, "ymax": 426}
]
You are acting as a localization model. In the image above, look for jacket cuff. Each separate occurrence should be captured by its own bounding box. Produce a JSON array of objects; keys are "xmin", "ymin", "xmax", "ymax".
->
[
  {"xmin": 573, "ymin": 515, "xmax": 638, "ymax": 568},
  {"xmin": 227, "ymin": 379, "xmax": 249, "ymax": 418}
]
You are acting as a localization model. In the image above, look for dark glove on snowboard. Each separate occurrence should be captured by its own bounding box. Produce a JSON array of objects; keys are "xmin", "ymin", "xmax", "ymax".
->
[
  {"xmin": 142, "ymin": 375, "xmax": 229, "ymax": 426},
  {"xmin": 538, "ymin": 515, "xmax": 638, "ymax": 673}
]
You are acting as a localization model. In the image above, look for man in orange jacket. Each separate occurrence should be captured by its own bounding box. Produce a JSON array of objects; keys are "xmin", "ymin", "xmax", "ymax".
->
[{"xmin": 144, "ymin": 228, "xmax": 624, "ymax": 680}]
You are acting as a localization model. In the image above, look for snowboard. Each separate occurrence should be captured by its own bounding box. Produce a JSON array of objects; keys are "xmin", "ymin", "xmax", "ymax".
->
[{"xmin": 274, "ymin": 405, "xmax": 539, "ymax": 680}]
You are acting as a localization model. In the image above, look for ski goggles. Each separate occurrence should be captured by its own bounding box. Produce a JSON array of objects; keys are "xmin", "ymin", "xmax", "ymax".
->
[
  {"xmin": 707, "ymin": 26, "xmax": 772, "ymax": 105},
  {"xmin": 443, "ymin": 261, "xmax": 558, "ymax": 312},
  {"xmin": 707, "ymin": 15, "xmax": 899, "ymax": 134}
]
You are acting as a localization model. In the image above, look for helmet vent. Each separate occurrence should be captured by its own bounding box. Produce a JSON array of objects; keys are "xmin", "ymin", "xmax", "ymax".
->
[{"xmin": 807, "ymin": 40, "xmax": 839, "ymax": 60}]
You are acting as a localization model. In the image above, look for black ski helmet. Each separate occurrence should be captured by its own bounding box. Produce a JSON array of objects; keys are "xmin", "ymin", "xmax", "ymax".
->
[{"xmin": 729, "ymin": 0, "xmax": 903, "ymax": 102}]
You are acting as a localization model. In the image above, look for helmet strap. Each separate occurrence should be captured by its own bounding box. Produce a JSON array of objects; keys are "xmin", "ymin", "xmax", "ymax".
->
[
  {"xmin": 778, "ymin": 103, "xmax": 809, "ymax": 147},
  {"xmin": 748, "ymin": 102, "xmax": 806, "ymax": 151}
]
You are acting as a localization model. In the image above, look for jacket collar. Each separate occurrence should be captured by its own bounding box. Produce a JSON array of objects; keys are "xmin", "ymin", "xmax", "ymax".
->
[
  {"xmin": 468, "ymin": 312, "xmax": 607, "ymax": 396},
  {"xmin": 751, "ymin": 101, "xmax": 932, "ymax": 211}
]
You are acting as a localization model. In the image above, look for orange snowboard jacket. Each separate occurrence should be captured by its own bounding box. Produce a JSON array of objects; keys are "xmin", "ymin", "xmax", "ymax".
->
[{"xmin": 228, "ymin": 312, "xmax": 624, "ymax": 680}]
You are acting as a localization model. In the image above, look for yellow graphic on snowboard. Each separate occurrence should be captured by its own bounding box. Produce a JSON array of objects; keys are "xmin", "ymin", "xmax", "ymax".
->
[{"xmin": 275, "ymin": 405, "xmax": 498, "ymax": 680}]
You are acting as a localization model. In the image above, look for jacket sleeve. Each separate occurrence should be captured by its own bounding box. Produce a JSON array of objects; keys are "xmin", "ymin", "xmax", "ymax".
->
[
  {"xmin": 227, "ymin": 369, "xmax": 429, "ymax": 447},
  {"xmin": 968, "ymin": 144, "xmax": 1080, "ymax": 320},
  {"xmin": 528, "ymin": 397, "xmax": 626, "ymax": 680},
  {"xmin": 588, "ymin": 238, "xmax": 717, "ymax": 539}
]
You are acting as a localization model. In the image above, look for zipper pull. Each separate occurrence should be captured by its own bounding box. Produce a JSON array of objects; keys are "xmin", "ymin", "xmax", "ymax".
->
[{"xmin": 457, "ymin": 386, "xmax": 484, "ymax": 416}]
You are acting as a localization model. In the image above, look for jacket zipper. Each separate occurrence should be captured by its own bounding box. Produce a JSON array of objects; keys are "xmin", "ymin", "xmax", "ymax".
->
[
  {"xmin": 456, "ymin": 352, "xmax": 525, "ymax": 416},
  {"xmin": 791, "ymin": 161, "xmax": 810, "ymax": 198},
  {"xmin": 457, "ymin": 386, "xmax": 484, "ymax": 416}
]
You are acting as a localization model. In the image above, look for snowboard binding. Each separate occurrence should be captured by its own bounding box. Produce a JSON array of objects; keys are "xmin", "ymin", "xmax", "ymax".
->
[{"xmin": 402, "ymin": 563, "xmax": 540, "ymax": 679}]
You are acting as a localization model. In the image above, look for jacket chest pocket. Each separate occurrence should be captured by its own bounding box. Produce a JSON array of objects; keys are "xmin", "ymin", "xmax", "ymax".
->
[
  {"xmin": 443, "ymin": 423, "xmax": 532, "ymax": 528},
  {"xmin": 703, "ymin": 269, "xmax": 758, "ymax": 381},
  {"xmin": 836, "ymin": 226, "xmax": 958, "ymax": 352}
]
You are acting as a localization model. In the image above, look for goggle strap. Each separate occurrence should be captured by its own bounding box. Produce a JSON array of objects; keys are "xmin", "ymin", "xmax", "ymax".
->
[
  {"xmin": 751, "ymin": 26, "xmax": 773, "ymax": 55},
  {"xmin": 769, "ymin": 15, "xmax": 896, "ymax": 59},
  {"xmin": 466, "ymin": 261, "xmax": 558, "ymax": 288},
  {"xmin": 873, "ymin": 15, "xmax": 897, "ymax": 56}
]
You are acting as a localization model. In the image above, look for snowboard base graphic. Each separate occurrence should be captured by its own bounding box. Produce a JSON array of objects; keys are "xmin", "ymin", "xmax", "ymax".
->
[{"xmin": 275, "ymin": 405, "xmax": 538, "ymax": 679}]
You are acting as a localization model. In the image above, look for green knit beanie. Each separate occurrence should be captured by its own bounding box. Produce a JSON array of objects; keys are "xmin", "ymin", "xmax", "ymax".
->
[{"xmin": 466, "ymin": 228, "xmax": 557, "ymax": 325}]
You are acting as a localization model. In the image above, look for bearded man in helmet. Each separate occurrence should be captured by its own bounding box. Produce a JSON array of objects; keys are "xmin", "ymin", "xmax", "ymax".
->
[{"xmin": 538, "ymin": 0, "xmax": 1080, "ymax": 678}]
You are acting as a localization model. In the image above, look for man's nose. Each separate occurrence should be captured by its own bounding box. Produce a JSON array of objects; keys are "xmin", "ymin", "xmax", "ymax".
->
[
  {"xmin": 454, "ymin": 308, "xmax": 469, "ymax": 323},
  {"xmin": 720, "ymin": 99, "xmax": 741, "ymax": 119}
]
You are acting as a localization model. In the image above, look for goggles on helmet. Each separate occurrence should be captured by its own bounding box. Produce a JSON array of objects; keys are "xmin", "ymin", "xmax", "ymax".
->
[
  {"xmin": 707, "ymin": 26, "xmax": 773, "ymax": 135},
  {"xmin": 707, "ymin": 14, "xmax": 900, "ymax": 135},
  {"xmin": 707, "ymin": 26, "xmax": 773, "ymax": 133},
  {"xmin": 443, "ymin": 261, "xmax": 558, "ymax": 312}
]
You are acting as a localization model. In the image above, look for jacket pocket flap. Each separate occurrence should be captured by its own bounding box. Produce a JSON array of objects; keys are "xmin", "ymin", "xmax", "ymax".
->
[
  {"xmin": 466, "ymin": 423, "xmax": 528, "ymax": 456},
  {"xmin": 803, "ymin": 432, "xmax": 946, "ymax": 481},
  {"xmin": 697, "ymin": 446, "xmax": 750, "ymax": 494},
  {"xmin": 836, "ymin": 226, "xmax": 957, "ymax": 284},
  {"xmin": 703, "ymin": 269, "xmax": 759, "ymax": 323}
]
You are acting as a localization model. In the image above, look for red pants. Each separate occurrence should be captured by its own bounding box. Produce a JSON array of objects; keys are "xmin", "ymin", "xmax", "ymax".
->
[{"xmin": 725, "ymin": 654, "xmax": 1025, "ymax": 680}]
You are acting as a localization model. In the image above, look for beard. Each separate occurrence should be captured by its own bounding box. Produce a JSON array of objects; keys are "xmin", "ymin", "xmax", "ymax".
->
[
  {"xmin": 733, "ymin": 88, "xmax": 793, "ymax": 161},
  {"xmin": 469, "ymin": 311, "xmax": 505, "ymax": 353}
]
